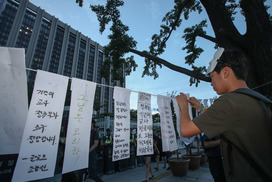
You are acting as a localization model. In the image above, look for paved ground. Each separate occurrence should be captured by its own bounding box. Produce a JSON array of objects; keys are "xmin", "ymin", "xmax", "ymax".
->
[
  {"xmin": 37, "ymin": 149, "xmax": 213, "ymax": 182},
  {"xmin": 93, "ymin": 160, "xmax": 213, "ymax": 182}
]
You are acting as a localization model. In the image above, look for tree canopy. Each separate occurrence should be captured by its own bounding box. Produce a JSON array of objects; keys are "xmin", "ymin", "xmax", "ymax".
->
[{"xmin": 76, "ymin": 0, "xmax": 272, "ymax": 98}]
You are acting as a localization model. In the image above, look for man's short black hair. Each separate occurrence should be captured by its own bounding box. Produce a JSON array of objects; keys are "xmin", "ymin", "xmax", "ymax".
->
[{"xmin": 213, "ymin": 50, "xmax": 248, "ymax": 80}]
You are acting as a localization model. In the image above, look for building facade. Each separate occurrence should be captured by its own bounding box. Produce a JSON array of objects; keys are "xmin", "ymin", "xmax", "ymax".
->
[{"xmin": 0, "ymin": 0, "xmax": 125, "ymax": 116}]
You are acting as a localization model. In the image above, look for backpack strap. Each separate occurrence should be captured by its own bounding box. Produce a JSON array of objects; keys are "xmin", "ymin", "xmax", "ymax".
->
[
  {"xmin": 220, "ymin": 135, "xmax": 272, "ymax": 181},
  {"xmin": 220, "ymin": 135, "xmax": 233, "ymax": 176},
  {"xmin": 232, "ymin": 88, "xmax": 272, "ymax": 105}
]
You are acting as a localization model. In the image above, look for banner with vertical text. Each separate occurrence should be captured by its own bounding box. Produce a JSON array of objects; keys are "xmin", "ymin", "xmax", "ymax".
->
[
  {"xmin": 137, "ymin": 92, "xmax": 153, "ymax": 156},
  {"xmin": 112, "ymin": 87, "xmax": 131, "ymax": 161},
  {"xmin": 157, "ymin": 95, "xmax": 177, "ymax": 152},
  {"xmin": 12, "ymin": 70, "xmax": 68, "ymax": 182},
  {"xmin": 62, "ymin": 78, "xmax": 96, "ymax": 174}
]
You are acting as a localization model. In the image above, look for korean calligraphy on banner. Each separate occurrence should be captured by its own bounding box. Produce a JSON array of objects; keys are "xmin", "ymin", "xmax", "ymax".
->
[
  {"xmin": 12, "ymin": 70, "xmax": 68, "ymax": 182},
  {"xmin": 137, "ymin": 92, "xmax": 153, "ymax": 156},
  {"xmin": 0, "ymin": 47, "xmax": 28, "ymax": 155},
  {"xmin": 172, "ymin": 94, "xmax": 195, "ymax": 145},
  {"xmin": 112, "ymin": 87, "xmax": 131, "ymax": 161},
  {"xmin": 62, "ymin": 78, "xmax": 96, "ymax": 174},
  {"xmin": 157, "ymin": 95, "xmax": 178, "ymax": 152}
]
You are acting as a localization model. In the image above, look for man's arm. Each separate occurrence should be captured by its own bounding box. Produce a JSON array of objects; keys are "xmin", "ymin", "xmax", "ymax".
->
[
  {"xmin": 176, "ymin": 93, "xmax": 201, "ymax": 138},
  {"xmin": 89, "ymin": 140, "xmax": 99, "ymax": 153}
]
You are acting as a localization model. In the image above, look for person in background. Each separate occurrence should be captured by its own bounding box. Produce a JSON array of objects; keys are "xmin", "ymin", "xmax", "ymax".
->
[
  {"xmin": 95, "ymin": 126, "xmax": 102, "ymax": 157},
  {"xmin": 130, "ymin": 128, "xmax": 136, "ymax": 151},
  {"xmin": 142, "ymin": 154, "xmax": 154, "ymax": 182},
  {"xmin": 103, "ymin": 128, "xmax": 113, "ymax": 174},
  {"xmin": 201, "ymin": 134, "xmax": 226, "ymax": 182},
  {"xmin": 129, "ymin": 128, "xmax": 137, "ymax": 168},
  {"xmin": 142, "ymin": 136, "xmax": 158, "ymax": 182},
  {"xmin": 155, "ymin": 131, "xmax": 166, "ymax": 169},
  {"xmin": 153, "ymin": 133, "xmax": 160, "ymax": 171},
  {"xmin": 88, "ymin": 119, "xmax": 103, "ymax": 182},
  {"xmin": 165, "ymin": 151, "xmax": 172, "ymax": 170}
]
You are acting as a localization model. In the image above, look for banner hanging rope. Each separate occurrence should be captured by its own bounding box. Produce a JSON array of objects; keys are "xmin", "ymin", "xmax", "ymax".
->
[{"xmin": 26, "ymin": 68, "xmax": 159, "ymax": 97}]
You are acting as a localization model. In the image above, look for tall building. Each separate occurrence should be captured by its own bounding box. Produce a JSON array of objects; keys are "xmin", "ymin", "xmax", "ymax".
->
[
  {"xmin": 0, "ymin": 0, "xmax": 7, "ymax": 15},
  {"xmin": 0, "ymin": 0, "xmax": 125, "ymax": 116}
]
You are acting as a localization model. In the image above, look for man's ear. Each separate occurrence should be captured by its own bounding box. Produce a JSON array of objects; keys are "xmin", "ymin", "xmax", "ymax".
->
[{"xmin": 222, "ymin": 67, "xmax": 231, "ymax": 79}]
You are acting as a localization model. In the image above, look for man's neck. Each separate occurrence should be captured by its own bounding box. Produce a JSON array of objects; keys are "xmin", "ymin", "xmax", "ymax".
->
[{"xmin": 227, "ymin": 80, "xmax": 249, "ymax": 93}]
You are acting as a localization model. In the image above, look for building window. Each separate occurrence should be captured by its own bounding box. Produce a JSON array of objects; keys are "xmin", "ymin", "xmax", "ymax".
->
[
  {"xmin": 104, "ymin": 81, "xmax": 109, "ymax": 113},
  {"xmin": 48, "ymin": 26, "xmax": 64, "ymax": 73},
  {"xmin": 64, "ymin": 33, "xmax": 76, "ymax": 77},
  {"xmin": 15, "ymin": 8, "xmax": 36, "ymax": 54},
  {"xmin": 96, "ymin": 50, "xmax": 103, "ymax": 83},
  {"xmin": 76, "ymin": 39, "xmax": 86, "ymax": 79},
  {"xmin": 87, "ymin": 44, "xmax": 95, "ymax": 81},
  {"xmin": 0, "ymin": 0, "xmax": 18, "ymax": 46},
  {"xmin": 28, "ymin": 18, "xmax": 51, "ymax": 85}
]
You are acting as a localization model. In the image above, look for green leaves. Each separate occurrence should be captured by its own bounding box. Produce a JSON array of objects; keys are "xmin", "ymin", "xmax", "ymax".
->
[
  {"xmin": 90, "ymin": 0, "xmax": 124, "ymax": 33},
  {"xmin": 76, "ymin": 0, "xmax": 83, "ymax": 7},
  {"xmin": 148, "ymin": 0, "xmax": 205, "ymax": 84},
  {"xmin": 89, "ymin": 0, "xmax": 138, "ymax": 84},
  {"xmin": 142, "ymin": 57, "xmax": 161, "ymax": 79},
  {"xmin": 189, "ymin": 65, "xmax": 206, "ymax": 86},
  {"xmin": 182, "ymin": 20, "xmax": 207, "ymax": 65}
]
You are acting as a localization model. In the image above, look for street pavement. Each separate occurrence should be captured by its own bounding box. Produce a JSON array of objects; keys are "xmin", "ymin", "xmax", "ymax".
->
[
  {"xmin": 38, "ymin": 149, "xmax": 213, "ymax": 182},
  {"xmin": 93, "ymin": 159, "xmax": 213, "ymax": 182},
  {"xmin": 87, "ymin": 148, "xmax": 213, "ymax": 182}
]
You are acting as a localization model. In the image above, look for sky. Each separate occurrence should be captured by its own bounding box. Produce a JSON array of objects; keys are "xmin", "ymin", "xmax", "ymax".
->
[{"xmin": 29, "ymin": 0, "xmax": 271, "ymax": 110}]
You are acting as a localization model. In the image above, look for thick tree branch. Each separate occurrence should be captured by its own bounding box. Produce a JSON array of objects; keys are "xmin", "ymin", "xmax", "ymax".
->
[
  {"xmin": 161, "ymin": 0, "xmax": 185, "ymax": 44},
  {"xmin": 129, "ymin": 48, "xmax": 211, "ymax": 82},
  {"xmin": 198, "ymin": 34, "xmax": 217, "ymax": 44},
  {"xmin": 241, "ymin": 0, "xmax": 272, "ymax": 40},
  {"xmin": 200, "ymin": 0, "xmax": 242, "ymax": 48}
]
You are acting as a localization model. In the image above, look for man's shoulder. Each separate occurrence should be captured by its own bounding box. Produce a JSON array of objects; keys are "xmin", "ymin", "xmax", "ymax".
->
[
  {"xmin": 222, "ymin": 89, "xmax": 271, "ymax": 107},
  {"xmin": 211, "ymin": 93, "xmax": 235, "ymax": 107},
  {"xmin": 216, "ymin": 91, "xmax": 253, "ymax": 104},
  {"xmin": 91, "ymin": 129, "xmax": 99, "ymax": 137}
]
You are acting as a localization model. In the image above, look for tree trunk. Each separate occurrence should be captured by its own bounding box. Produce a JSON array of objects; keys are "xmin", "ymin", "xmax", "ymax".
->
[
  {"xmin": 240, "ymin": 0, "xmax": 272, "ymax": 98},
  {"xmin": 201, "ymin": 0, "xmax": 272, "ymax": 98}
]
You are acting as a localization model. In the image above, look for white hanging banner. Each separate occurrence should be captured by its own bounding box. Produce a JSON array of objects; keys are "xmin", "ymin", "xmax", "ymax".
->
[
  {"xmin": 62, "ymin": 78, "xmax": 96, "ymax": 174},
  {"xmin": 112, "ymin": 86, "xmax": 131, "ymax": 161},
  {"xmin": 0, "ymin": 47, "xmax": 28, "ymax": 154},
  {"xmin": 172, "ymin": 94, "xmax": 195, "ymax": 145},
  {"xmin": 12, "ymin": 70, "xmax": 68, "ymax": 182},
  {"xmin": 209, "ymin": 98, "xmax": 214, "ymax": 105},
  {"xmin": 203, "ymin": 99, "xmax": 209, "ymax": 108},
  {"xmin": 157, "ymin": 95, "xmax": 177, "ymax": 152},
  {"xmin": 137, "ymin": 92, "xmax": 153, "ymax": 156}
]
